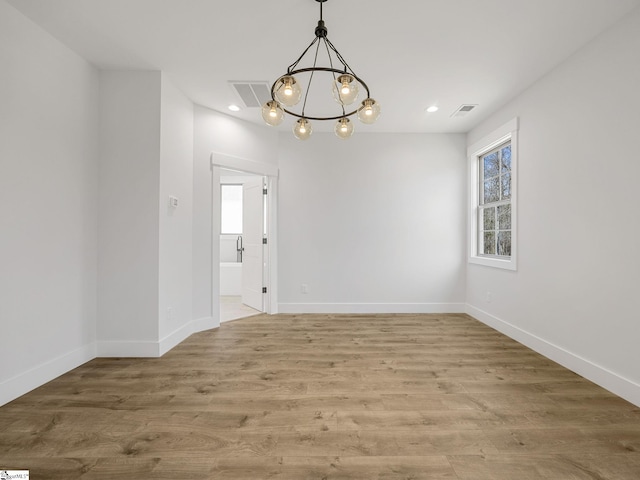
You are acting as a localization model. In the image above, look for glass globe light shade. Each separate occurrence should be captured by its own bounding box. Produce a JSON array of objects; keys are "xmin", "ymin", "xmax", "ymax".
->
[
  {"xmin": 293, "ymin": 118, "xmax": 312, "ymax": 140},
  {"xmin": 357, "ymin": 98, "xmax": 381, "ymax": 124},
  {"xmin": 261, "ymin": 100, "xmax": 284, "ymax": 126},
  {"xmin": 334, "ymin": 117, "xmax": 354, "ymax": 139},
  {"xmin": 274, "ymin": 75, "xmax": 302, "ymax": 107},
  {"xmin": 332, "ymin": 74, "xmax": 359, "ymax": 105}
]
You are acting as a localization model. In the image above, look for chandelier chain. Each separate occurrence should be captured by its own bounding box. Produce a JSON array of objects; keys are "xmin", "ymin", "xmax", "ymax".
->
[
  {"xmin": 322, "ymin": 36, "xmax": 347, "ymax": 116},
  {"xmin": 301, "ymin": 40, "xmax": 323, "ymax": 116},
  {"xmin": 325, "ymin": 37, "xmax": 354, "ymax": 75},
  {"xmin": 287, "ymin": 36, "xmax": 319, "ymax": 74}
]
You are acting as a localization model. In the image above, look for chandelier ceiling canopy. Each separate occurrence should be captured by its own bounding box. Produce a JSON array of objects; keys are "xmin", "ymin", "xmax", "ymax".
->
[{"xmin": 261, "ymin": 0, "xmax": 380, "ymax": 140}]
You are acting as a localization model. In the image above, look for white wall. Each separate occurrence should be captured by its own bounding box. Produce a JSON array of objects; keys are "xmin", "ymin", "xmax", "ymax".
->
[
  {"xmin": 98, "ymin": 71, "xmax": 161, "ymax": 355},
  {"xmin": 192, "ymin": 106, "xmax": 278, "ymax": 325},
  {"xmin": 99, "ymin": 71, "xmax": 199, "ymax": 356},
  {"xmin": 0, "ymin": 0, "xmax": 99, "ymax": 405},
  {"xmin": 278, "ymin": 133, "xmax": 467, "ymax": 313},
  {"xmin": 466, "ymin": 7, "xmax": 640, "ymax": 405},
  {"xmin": 158, "ymin": 74, "xmax": 194, "ymax": 347}
]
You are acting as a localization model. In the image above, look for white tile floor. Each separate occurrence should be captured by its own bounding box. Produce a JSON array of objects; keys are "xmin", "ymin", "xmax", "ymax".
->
[{"xmin": 220, "ymin": 296, "xmax": 262, "ymax": 323}]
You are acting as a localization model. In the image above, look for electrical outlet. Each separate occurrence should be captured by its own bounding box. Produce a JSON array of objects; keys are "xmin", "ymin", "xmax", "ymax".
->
[
  {"xmin": 485, "ymin": 291, "xmax": 492, "ymax": 303},
  {"xmin": 301, "ymin": 284, "xmax": 309, "ymax": 294},
  {"xmin": 167, "ymin": 307, "xmax": 173, "ymax": 320}
]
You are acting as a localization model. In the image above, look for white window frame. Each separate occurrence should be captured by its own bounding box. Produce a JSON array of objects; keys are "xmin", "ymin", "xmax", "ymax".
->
[{"xmin": 468, "ymin": 118, "xmax": 518, "ymax": 271}]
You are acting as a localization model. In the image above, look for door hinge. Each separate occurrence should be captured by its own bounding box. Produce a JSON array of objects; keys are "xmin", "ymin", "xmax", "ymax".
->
[
  {"xmin": 262, "ymin": 237, "xmax": 267, "ymax": 245},
  {"xmin": 262, "ymin": 287, "xmax": 267, "ymax": 294},
  {"xmin": 263, "ymin": 188, "xmax": 267, "ymax": 195}
]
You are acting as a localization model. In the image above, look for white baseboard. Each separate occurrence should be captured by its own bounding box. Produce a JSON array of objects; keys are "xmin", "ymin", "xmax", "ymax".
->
[
  {"xmin": 193, "ymin": 315, "xmax": 218, "ymax": 332},
  {"xmin": 98, "ymin": 316, "xmax": 218, "ymax": 358},
  {"xmin": 1, "ymin": 318, "xmax": 219, "ymax": 407},
  {"xmin": 278, "ymin": 303, "xmax": 466, "ymax": 314},
  {"xmin": 466, "ymin": 304, "xmax": 640, "ymax": 408},
  {"xmin": 97, "ymin": 340, "xmax": 160, "ymax": 357},
  {"xmin": 0, "ymin": 342, "xmax": 96, "ymax": 407},
  {"xmin": 159, "ymin": 316, "xmax": 217, "ymax": 356}
]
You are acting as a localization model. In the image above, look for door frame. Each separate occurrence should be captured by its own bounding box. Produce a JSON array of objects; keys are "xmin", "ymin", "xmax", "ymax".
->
[{"xmin": 211, "ymin": 152, "xmax": 279, "ymax": 325}]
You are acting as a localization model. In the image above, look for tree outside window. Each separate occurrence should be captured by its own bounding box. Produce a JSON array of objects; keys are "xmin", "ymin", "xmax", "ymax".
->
[{"xmin": 479, "ymin": 142, "xmax": 511, "ymax": 257}]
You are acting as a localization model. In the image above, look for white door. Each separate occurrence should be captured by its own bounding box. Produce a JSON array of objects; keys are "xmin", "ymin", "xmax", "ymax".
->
[{"xmin": 241, "ymin": 177, "xmax": 264, "ymax": 311}]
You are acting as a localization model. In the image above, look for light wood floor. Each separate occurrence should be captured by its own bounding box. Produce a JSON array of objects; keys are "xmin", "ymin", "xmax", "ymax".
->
[{"xmin": 2, "ymin": 314, "xmax": 640, "ymax": 479}]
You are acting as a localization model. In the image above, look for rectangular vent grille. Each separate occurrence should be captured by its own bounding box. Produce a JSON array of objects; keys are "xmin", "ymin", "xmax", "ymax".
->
[
  {"xmin": 451, "ymin": 104, "xmax": 478, "ymax": 118},
  {"xmin": 230, "ymin": 81, "xmax": 272, "ymax": 108}
]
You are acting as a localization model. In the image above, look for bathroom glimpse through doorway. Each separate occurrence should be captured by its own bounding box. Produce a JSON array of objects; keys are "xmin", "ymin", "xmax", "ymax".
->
[
  {"xmin": 219, "ymin": 170, "xmax": 264, "ymax": 322},
  {"xmin": 211, "ymin": 152, "xmax": 278, "ymax": 327}
]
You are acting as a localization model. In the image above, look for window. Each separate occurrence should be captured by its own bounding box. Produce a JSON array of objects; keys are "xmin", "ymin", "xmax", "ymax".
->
[
  {"xmin": 220, "ymin": 184, "xmax": 243, "ymax": 234},
  {"xmin": 479, "ymin": 142, "xmax": 511, "ymax": 256},
  {"xmin": 468, "ymin": 118, "xmax": 518, "ymax": 270}
]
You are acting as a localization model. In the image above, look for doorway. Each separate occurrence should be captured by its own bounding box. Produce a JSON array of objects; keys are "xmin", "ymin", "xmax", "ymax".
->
[
  {"xmin": 219, "ymin": 169, "xmax": 264, "ymax": 322},
  {"xmin": 211, "ymin": 152, "xmax": 279, "ymax": 327}
]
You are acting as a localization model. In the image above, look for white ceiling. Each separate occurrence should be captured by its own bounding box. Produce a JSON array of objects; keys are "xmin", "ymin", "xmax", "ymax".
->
[{"xmin": 7, "ymin": 0, "xmax": 640, "ymax": 133}]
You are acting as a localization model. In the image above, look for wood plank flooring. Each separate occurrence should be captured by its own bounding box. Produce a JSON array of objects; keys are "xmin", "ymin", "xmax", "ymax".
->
[{"xmin": 2, "ymin": 313, "xmax": 640, "ymax": 479}]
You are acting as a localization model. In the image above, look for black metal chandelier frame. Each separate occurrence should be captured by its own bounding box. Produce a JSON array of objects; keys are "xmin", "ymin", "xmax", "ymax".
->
[{"xmin": 269, "ymin": 0, "xmax": 371, "ymax": 122}]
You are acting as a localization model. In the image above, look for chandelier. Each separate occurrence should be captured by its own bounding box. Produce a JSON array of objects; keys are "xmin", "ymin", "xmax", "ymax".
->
[{"xmin": 261, "ymin": 0, "xmax": 380, "ymax": 140}]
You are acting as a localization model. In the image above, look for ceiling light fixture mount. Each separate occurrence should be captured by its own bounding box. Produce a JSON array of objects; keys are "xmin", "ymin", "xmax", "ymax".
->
[{"xmin": 261, "ymin": 0, "xmax": 380, "ymax": 139}]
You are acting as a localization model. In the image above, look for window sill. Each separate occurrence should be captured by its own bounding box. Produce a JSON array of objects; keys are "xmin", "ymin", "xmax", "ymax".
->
[{"xmin": 469, "ymin": 255, "xmax": 517, "ymax": 271}]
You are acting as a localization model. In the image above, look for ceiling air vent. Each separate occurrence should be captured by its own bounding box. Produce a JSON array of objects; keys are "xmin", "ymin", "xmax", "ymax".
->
[
  {"xmin": 451, "ymin": 104, "xmax": 478, "ymax": 118},
  {"xmin": 229, "ymin": 81, "xmax": 272, "ymax": 108}
]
